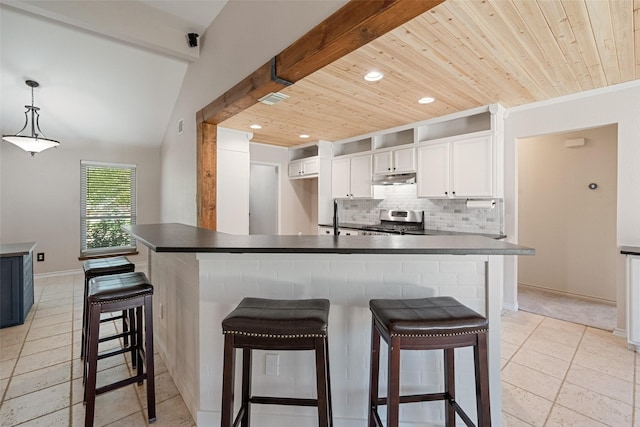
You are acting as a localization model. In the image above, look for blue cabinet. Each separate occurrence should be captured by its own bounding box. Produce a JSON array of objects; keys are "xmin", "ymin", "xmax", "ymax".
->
[{"xmin": 0, "ymin": 243, "xmax": 35, "ymax": 328}]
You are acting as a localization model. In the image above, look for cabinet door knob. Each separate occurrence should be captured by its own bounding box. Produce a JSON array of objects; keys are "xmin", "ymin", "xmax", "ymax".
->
[{"xmin": 445, "ymin": 191, "xmax": 448, "ymax": 195}]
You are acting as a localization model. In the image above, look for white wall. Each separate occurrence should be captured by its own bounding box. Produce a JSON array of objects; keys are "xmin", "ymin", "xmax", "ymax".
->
[
  {"xmin": 0, "ymin": 142, "xmax": 161, "ymax": 274},
  {"xmin": 159, "ymin": 0, "xmax": 348, "ymax": 225},
  {"xmin": 250, "ymin": 142, "xmax": 316, "ymax": 235},
  {"xmin": 518, "ymin": 126, "xmax": 617, "ymax": 301},
  {"xmin": 504, "ymin": 80, "xmax": 640, "ymax": 330},
  {"xmin": 217, "ymin": 127, "xmax": 251, "ymax": 234}
]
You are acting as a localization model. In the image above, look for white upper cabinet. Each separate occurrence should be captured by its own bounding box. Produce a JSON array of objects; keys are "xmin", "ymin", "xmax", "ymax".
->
[
  {"xmin": 451, "ymin": 136, "xmax": 493, "ymax": 197},
  {"xmin": 288, "ymin": 157, "xmax": 319, "ymax": 178},
  {"xmin": 373, "ymin": 147, "xmax": 416, "ymax": 175},
  {"xmin": 332, "ymin": 154, "xmax": 372, "ymax": 198},
  {"xmin": 417, "ymin": 135, "xmax": 494, "ymax": 198},
  {"xmin": 417, "ymin": 142, "xmax": 449, "ymax": 197}
]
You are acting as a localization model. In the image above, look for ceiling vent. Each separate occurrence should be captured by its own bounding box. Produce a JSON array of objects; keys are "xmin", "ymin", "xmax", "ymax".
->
[{"xmin": 258, "ymin": 92, "xmax": 289, "ymax": 105}]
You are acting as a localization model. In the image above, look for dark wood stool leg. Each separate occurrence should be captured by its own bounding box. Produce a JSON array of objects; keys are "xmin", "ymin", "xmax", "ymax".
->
[
  {"xmin": 314, "ymin": 337, "xmax": 330, "ymax": 427},
  {"xmin": 368, "ymin": 319, "xmax": 381, "ymax": 427},
  {"xmin": 324, "ymin": 337, "xmax": 334, "ymax": 427},
  {"xmin": 444, "ymin": 348, "xmax": 456, "ymax": 427},
  {"xmin": 474, "ymin": 333, "xmax": 491, "ymax": 427},
  {"xmin": 241, "ymin": 348, "xmax": 251, "ymax": 427},
  {"xmin": 386, "ymin": 336, "xmax": 401, "ymax": 427},
  {"xmin": 125, "ymin": 308, "xmax": 134, "ymax": 368},
  {"xmin": 81, "ymin": 276, "xmax": 89, "ymax": 360},
  {"xmin": 221, "ymin": 334, "xmax": 236, "ymax": 427},
  {"xmin": 136, "ymin": 306, "xmax": 144, "ymax": 383},
  {"xmin": 84, "ymin": 303, "xmax": 101, "ymax": 426},
  {"xmin": 144, "ymin": 295, "xmax": 156, "ymax": 423}
]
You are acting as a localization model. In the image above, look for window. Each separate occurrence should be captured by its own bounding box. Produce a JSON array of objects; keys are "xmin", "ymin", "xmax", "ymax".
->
[{"xmin": 81, "ymin": 161, "xmax": 136, "ymax": 257}]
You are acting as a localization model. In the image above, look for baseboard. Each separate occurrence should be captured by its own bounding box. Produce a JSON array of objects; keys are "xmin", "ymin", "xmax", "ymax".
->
[
  {"xmin": 35, "ymin": 268, "xmax": 83, "ymax": 279},
  {"xmin": 502, "ymin": 302, "xmax": 518, "ymax": 312},
  {"xmin": 518, "ymin": 283, "xmax": 616, "ymax": 305},
  {"xmin": 613, "ymin": 328, "xmax": 627, "ymax": 338},
  {"xmin": 34, "ymin": 261, "xmax": 148, "ymax": 279}
]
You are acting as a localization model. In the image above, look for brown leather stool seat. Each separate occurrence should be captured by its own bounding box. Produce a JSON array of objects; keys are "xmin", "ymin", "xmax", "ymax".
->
[
  {"xmin": 84, "ymin": 272, "xmax": 156, "ymax": 427},
  {"xmin": 221, "ymin": 297, "xmax": 333, "ymax": 426},
  {"xmin": 368, "ymin": 297, "xmax": 490, "ymax": 427},
  {"xmin": 81, "ymin": 257, "xmax": 135, "ymax": 362}
]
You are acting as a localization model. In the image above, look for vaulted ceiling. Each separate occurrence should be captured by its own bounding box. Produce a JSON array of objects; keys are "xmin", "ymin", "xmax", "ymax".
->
[
  {"xmin": 0, "ymin": 0, "xmax": 227, "ymax": 149},
  {"xmin": 220, "ymin": 0, "xmax": 640, "ymax": 147}
]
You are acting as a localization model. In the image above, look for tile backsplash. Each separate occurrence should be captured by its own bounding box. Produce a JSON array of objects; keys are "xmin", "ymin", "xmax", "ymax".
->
[{"xmin": 338, "ymin": 184, "xmax": 503, "ymax": 234}]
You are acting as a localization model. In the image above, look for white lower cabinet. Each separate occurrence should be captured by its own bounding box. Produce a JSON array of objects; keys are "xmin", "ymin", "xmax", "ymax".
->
[
  {"xmin": 417, "ymin": 135, "xmax": 493, "ymax": 198},
  {"xmin": 331, "ymin": 154, "xmax": 372, "ymax": 198}
]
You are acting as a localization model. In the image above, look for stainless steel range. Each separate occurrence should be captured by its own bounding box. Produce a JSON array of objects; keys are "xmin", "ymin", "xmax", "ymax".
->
[{"xmin": 360, "ymin": 210, "xmax": 424, "ymax": 235}]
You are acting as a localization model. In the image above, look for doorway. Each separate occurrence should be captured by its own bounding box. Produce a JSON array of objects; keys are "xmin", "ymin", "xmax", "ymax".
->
[
  {"xmin": 517, "ymin": 125, "xmax": 618, "ymax": 329},
  {"xmin": 249, "ymin": 163, "xmax": 279, "ymax": 235}
]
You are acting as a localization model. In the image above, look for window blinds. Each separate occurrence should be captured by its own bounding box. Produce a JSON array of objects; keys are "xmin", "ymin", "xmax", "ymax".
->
[{"xmin": 80, "ymin": 161, "xmax": 137, "ymax": 256}]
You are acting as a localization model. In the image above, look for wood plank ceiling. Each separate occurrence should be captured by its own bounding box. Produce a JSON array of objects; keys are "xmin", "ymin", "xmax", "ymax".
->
[{"xmin": 220, "ymin": 0, "xmax": 640, "ymax": 147}]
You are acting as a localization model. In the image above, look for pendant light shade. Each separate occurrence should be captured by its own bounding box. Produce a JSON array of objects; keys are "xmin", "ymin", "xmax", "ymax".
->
[{"xmin": 2, "ymin": 80, "xmax": 60, "ymax": 156}]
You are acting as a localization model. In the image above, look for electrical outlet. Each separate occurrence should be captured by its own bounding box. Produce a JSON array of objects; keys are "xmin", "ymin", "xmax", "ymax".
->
[
  {"xmin": 265, "ymin": 353, "xmax": 279, "ymax": 376},
  {"xmin": 36, "ymin": 253, "xmax": 44, "ymax": 262}
]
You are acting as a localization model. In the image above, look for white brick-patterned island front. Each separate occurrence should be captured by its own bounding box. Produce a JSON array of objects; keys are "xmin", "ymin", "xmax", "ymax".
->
[{"xmin": 127, "ymin": 223, "xmax": 532, "ymax": 427}]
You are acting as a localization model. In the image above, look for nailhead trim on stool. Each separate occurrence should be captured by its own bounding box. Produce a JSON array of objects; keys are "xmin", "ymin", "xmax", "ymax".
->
[
  {"xmin": 84, "ymin": 272, "xmax": 156, "ymax": 427},
  {"xmin": 368, "ymin": 297, "xmax": 491, "ymax": 427},
  {"xmin": 220, "ymin": 297, "xmax": 333, "ymax": 427}
]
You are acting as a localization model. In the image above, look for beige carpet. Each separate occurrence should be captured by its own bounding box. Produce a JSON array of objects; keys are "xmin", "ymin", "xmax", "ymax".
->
[{"xmin": 517, "ymin": 284, "xmax": 616, "ymax": 331}]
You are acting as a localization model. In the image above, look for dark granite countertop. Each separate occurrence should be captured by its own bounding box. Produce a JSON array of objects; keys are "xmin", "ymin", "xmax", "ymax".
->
[
  {"xmin": 125, "ymin": 223, "xmax": 533, "ymax": 256},
  {"xmin": 621, "ymin": 246, "xmax": 640, "ymax": 256},
  {"xmin": 0, "ymin": 242, "xmax": 36, "ymax": 257},
  {"xmin": 319, "ymin": 223, "xmax": 506, "ymax": 239}
]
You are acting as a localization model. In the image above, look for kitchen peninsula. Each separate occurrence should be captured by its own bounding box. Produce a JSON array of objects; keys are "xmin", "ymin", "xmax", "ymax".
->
[{"xmin": 126, "ymin": 223, "xmax": 533, "ymax": 426}]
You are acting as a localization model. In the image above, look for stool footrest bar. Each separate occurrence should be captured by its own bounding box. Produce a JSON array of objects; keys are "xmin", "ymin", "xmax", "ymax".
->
[
  {"xmin": 451, "ymin": 400, "xmax": 476, "ymax": 427},
  {"xmin": 232, "ymin": 406, "xmax": 246, "ymax": 427},
  {"xmin": 96, "ymin": 374, "xmax": 147, "ymax": 396},
  {"xmin": 371, "ymin": 408, "xmax": 383, "ymax": 427},
  {"xmin": 97, "ymin": 346, "xmax": 133, "ymax": 360},
  {"xmin": 375, "ymin": 392, "xmax": 448, "ymax": 406},
  {"xmin": 98, "ymin": 331, "xmax": 131, "ymax": 343},
  {"xmin": 249, "ymin": 396, "xmax": 318, "ymax": 407}
]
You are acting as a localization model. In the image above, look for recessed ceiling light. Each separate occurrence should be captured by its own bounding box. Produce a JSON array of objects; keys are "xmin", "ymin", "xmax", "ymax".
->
[
  {"xmin": 364, "ymin": 71, "xmax": 384, "ymax": 82},
  {"xmin": 299, "ymin": 134, "xmax": 310, "ymax": 139},
  {"xmin": 249, "ymin": 124, "xmax": 262, "ymax": 129},
  {"xmin": 418, "ymin": 96, "xmax": 436, "ymax": 104}
]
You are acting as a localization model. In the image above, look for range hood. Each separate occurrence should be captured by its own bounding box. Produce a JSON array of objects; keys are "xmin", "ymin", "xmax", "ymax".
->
[{"xmin": 372, "ymin": 172, "xmax": 416, "ymax": 185}]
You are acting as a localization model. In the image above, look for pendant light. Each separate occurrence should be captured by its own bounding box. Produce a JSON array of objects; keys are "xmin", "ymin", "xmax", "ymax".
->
[{"xmin": 3, "ymin": 80, "xmax": 60, "ymax": 156}]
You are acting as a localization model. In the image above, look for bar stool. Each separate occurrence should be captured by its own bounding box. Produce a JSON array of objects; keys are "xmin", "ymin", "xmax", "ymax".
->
[
  {"xmin": 368, "ymin": 297, "xmax": 490, "ymax": 427},
  {"xmin": 221, "ymin": 297, "xmax": 333, "ymax": 427},
  {"xmin": 84, "ymin": 272, "xmax": 156, "ymax": 426},
  {"xmin": 81, "ymin": 257, "xmax": 135, "ymax": 361}
]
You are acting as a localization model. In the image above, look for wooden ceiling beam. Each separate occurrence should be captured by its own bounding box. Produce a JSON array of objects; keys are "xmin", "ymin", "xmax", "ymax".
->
[
  {"xmin": 276, "ymin": 0, "xmax": 445, "ymax": 83},
  {"xmin": 197, "ymin": 0, "xmax": 444, "ymax": 125}
]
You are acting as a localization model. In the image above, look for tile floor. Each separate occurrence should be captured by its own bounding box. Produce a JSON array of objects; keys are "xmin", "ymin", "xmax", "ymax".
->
[
  {"xmin": 501, "ymin": 309, "xmax": 638, "ymax": 426},
  {"xmin": 0, "ymin": 273, "xmax": 195, "ymax": 427},
  {"xmin": 1, "ymin": 273, "xmax": 638, "ymax": 426}
]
